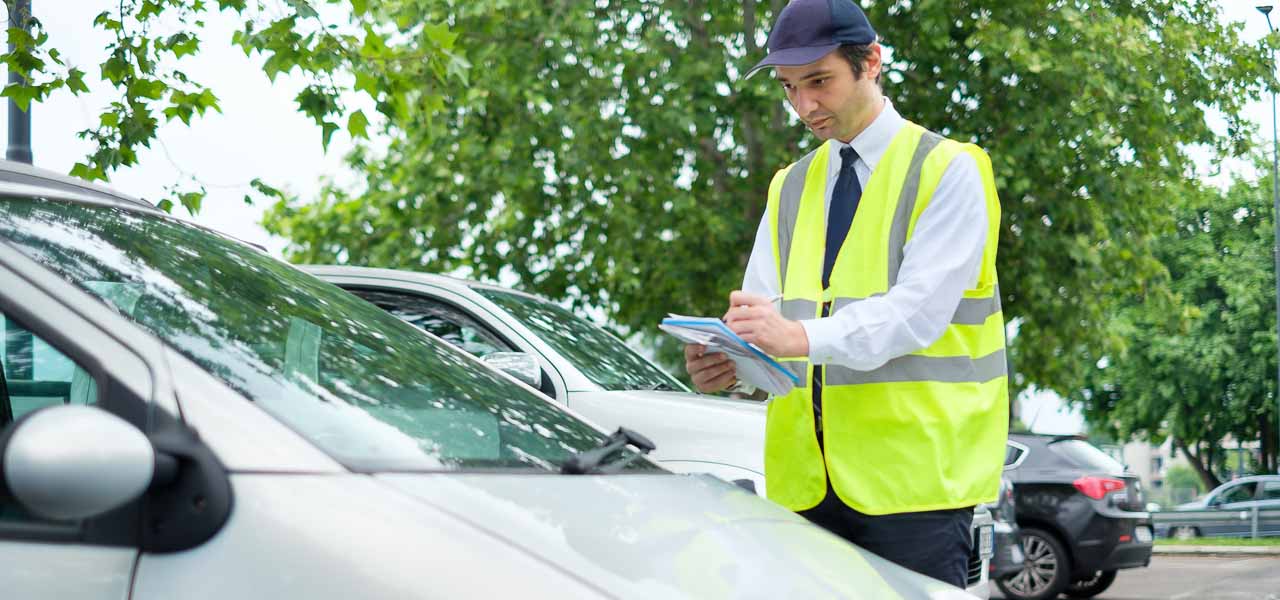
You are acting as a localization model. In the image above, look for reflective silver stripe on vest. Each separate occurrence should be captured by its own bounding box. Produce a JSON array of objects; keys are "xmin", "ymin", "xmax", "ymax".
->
[
  {"xmin": 780, "ymin": 298, "xmax": 819, "ymax": 321},
  {"xmin": 887, "ymin": 131, "xmax": 944, "ymax": 286},
  {"xmin": 951, "ymin": 292, "xmax": 1002, "ymax": 325},
  {"xmin": 777, "ymin": 149, "xmax": 819, "ymax": 288},
  {"xmin": 830, "ymin": 293, "xmax": 1000, "ymax": 326},
  {"xmin": 781, "ymin": 360, "xmax": 809, "ymax": 389},
  {"xmin": 825, "ymin": 349, "xmax": 1007, "ymax": 386}
]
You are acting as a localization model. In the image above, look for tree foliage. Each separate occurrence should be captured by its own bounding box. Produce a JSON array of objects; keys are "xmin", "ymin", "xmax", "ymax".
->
[
  {"xmin": 1076, "ymin": 171, "xmax": 1279, "ymax": 488},
  {"xmin": 1, "ymin": 0, "xmax": 466, "ymax": 213},
  {"xmin": 263, "ymin": 0, "xmax": 1274, "ymax": 397}
]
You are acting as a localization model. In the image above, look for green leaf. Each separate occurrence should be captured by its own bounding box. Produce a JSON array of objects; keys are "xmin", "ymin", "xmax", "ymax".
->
[
  {"xmin": 354, "ymin": 70, "xmax": 379, "ymax": 96},
  {"xmin": 167, "ymin": 33, "xmax": 200, "ymax": 58},
  {"xmin": 320, "ymin": 121, "xmax": 339, "ymax": 151},
  {"xmin": 1, "ymin": 82, "xmax": 41, "ymax": 112},
  {"xmin": 178, "ymin": 191, "xmax": 204, "ymax": 215},
  {"xmin": 285, "ymin": 0, "xmax": 319, "ymax": 19},
  {"xmin": 422, "ymin": 23, "xmax": 458, "ymax": 51},
  {"xmin": 66, "ymin": 68, "xmax": 89, "ymax": 93},
  {"xmin": 347, "ymin": 110, "xmax": 369, "ymax": 139},
  {"xmin": 156, "ymin": 198, "xmax": 174, "ymax": 213}
]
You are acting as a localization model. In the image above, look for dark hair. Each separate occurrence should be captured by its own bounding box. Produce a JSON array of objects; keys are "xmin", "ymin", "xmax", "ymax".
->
[{"xmin": 837, "ymin": 43, "xmax": 881, "ymax": 85}]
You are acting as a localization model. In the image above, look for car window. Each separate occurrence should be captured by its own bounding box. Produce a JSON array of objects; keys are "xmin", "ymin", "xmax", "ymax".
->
[
  {"xmin": 473, "ymin": 287, "xmax": 688, "ymax": 393},
  {"xmin": 1262, "ymin": 481, "xmax": 1280, "ymax": 501},
  {"xmin": 0, "ymin": 198, "xmax": 657, "ymax": 473},
  {"xmin": 1048, "ymin": 439, "xmax": 1126, "ymax": 474},
  {"xmin": 1218, "ymin": 482, "xmax": 1258, "ymax": 504},
  {"xmin": 0, "ymin": 310, "xmax": 98, "ymax": 523},
  {"xmin": 347, "ymin": 289, "xmax": 512, "ymax": 358},
  {"xmin": 1004, "ymin": 443, "xmax": 1025, "ymax": 467}
]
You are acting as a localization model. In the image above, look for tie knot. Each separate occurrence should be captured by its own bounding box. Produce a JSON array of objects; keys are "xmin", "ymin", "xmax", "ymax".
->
[{"xmin": 840, "ymin": 146, "xmax": 858, "ymax": 169}]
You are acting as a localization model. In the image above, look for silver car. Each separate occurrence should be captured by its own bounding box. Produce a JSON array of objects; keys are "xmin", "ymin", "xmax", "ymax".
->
[
  {"xmin": 0, "ymin": 162, "xmax": 975, "ymax": 599},
  {"xmin": 304, "ymin": 266, "xmax": 995, "ymax": 597}
]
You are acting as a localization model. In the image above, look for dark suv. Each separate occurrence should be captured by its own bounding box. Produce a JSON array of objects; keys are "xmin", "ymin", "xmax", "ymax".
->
[{"xmin": 995, "ymin": 434, "xmax": 1153, "ymax": 600}]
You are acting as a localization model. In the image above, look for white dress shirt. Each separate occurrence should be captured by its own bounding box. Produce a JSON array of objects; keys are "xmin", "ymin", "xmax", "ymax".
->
[{"xmin": 742, "ymin": 98, "xmax": 988, "ymax": 371}]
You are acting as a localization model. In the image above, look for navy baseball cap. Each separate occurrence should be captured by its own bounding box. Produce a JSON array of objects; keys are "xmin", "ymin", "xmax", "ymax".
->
[{"xmin": 745, "ymin": 0, "xmax": 876, "ymax": 78}]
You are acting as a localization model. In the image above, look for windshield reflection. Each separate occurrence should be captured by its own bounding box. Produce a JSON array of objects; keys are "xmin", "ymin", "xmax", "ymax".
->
[
  {"xmin": 474, "ymin": 288, "xmax": 687, "ymax": 393},
  {"xmin": 0, "ymin": 198, "xmax": 651, "ymax": 473}
]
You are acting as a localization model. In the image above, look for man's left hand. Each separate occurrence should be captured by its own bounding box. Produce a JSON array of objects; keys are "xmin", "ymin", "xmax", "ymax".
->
[{"xmin": 723, "ymin": 290, "xmax": 809, "ymax": 357}]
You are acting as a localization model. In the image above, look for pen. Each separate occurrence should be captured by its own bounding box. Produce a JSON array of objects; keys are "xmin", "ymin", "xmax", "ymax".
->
[{"xmin": 724, "ymin": 294, "xmax": 784, "ymax": 322}]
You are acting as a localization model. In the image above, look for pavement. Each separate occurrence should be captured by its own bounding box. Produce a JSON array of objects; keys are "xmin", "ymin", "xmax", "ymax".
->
[{"xmin": 991, "ymin": 555, "xmax": 1280, "ymax": 600}]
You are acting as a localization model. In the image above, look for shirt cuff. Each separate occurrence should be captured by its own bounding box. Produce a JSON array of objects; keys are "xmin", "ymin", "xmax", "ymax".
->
[{"xmin": 800, "ymin": 318, "xmax": 841, "ymax": 366}]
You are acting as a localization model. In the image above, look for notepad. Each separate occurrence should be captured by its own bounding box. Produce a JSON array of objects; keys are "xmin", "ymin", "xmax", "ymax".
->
[{"xmin": 659, "ymin": 314, "xmax": 800, "ymax": 397}]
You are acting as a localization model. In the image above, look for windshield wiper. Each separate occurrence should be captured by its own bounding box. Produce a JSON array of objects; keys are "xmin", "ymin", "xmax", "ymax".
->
[{"xmin": 561, "ymin": 427, "xmax": 656, "ymax": 474}]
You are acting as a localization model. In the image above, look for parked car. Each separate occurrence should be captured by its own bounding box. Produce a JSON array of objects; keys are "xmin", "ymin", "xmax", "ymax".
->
[
  {"xmin": 995, "ymin": 434, "xmax": 1153, "ymax": 600},
  {"xmin": 0, "ymin": 162, "xmax": 977, "ymax": 599},
  {"xmin": 307, "ymin": 265, "xmax": 997, "ymax": 597},
  {"xmin": 303, "ymin": 265, "xmax": 769, "ymax": 492},
  {"xmin": 987, "ymin": 473, "xmax": 1024, "ymax": 581},
  {"xmin": 1153, "ymin": 474, "xmax": 1280, "ymax": 539}
]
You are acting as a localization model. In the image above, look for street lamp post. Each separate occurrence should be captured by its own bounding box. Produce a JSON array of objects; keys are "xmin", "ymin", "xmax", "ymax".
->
[
  {"xmin": 1259, "ymin": 4, "xmax": 1280, "ymax": 475},
  {"xmin": 5, "ymin": 0, "xmax": 32, "ymax": 164}
]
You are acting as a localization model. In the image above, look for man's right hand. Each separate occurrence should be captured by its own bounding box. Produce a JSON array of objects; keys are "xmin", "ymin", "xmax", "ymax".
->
[{"xmin": 684, "ymin": 343, "xmax": 737, "ymax": 393}]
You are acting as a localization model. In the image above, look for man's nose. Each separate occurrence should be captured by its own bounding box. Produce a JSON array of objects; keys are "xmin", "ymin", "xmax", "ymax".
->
[{"xmin": 792, "ymin": 89, "xmax": 819, "ymax": 119}]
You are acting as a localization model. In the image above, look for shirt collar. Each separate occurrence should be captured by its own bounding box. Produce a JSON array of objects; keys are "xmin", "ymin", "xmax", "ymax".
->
[{"xmin": 829, "ymin": 97, "xmax": 903, "ymax": 172}]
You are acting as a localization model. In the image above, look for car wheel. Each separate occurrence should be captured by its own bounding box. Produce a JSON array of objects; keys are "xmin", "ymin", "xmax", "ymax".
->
[
  {"xmin": 1064, "ymin": 570, "xmax": 1117, "ymax": 598},
  {"xmin": 995, "ymin": 527, "xmax": 1071, "ymax": 600},
  {"xmin": 1171, "ymin": 526, "xmax": 1199, "ymax": 540}
]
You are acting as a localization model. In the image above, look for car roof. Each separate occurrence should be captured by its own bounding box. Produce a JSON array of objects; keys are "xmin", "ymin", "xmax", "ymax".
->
[
  {"xmin": 302, "ymin": 265, "xmax": 551, "ymax": 303},
  {"xmin": 0, "ymin": 159, "xmax": 271, "ymax": 252},
  {"xmin": 0, "ymin": 159, "xmax": 159, "ymax": 213}
]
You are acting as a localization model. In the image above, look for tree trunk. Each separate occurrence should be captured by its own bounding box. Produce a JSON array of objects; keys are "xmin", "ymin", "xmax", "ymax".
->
[{"xmin": 1176, "ymin": 439, "xmax": 1223, "ymax": 490}]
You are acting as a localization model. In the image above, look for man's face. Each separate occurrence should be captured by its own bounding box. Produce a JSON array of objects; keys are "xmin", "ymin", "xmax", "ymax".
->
[{"xmin": 774, "ymin": 45, "xmax": 882, "ymax": 143}]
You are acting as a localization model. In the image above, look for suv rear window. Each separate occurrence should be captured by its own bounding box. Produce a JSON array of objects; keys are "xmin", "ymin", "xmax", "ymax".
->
[{"xmin": 1050, "ymin": 439, "xmax": 1125, "ymax": 473}]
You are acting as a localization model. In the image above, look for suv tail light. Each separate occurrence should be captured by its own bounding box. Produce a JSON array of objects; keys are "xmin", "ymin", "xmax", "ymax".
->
[{"xmin": 1073, "ymin": 476, "xmax": 1126, "ymax": 500}]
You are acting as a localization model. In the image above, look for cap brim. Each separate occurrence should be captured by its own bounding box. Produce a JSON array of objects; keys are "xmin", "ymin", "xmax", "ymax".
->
[{"xmin": 743, "ymin": 44, "xmax": 841, "ymax": 79}]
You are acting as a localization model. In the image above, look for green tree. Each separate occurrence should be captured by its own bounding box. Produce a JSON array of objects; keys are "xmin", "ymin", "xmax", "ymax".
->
[
  {"xmin": 1076, "ymin": 172, "xmax": 1279, "ymax": 489},
  {"xmin": 1, "ymin": 0, "xmax": 466, "ymax": 213},
  {"xmin": 1164, "ymin": 464, "xmax": 1204, "ymax": 494},
  {"xmin": 263, "ymin": 0, "xmax": 1273, "ymax": 396}
]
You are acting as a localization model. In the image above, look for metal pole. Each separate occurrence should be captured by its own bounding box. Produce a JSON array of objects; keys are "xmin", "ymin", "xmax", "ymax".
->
[
  {"xmin": 1263, "ymin": 6, "xmax": 1280, "ymax": 476},
  {"xmin": 5, "ymin": 0, "xmax": 32, "ymax": 164}
]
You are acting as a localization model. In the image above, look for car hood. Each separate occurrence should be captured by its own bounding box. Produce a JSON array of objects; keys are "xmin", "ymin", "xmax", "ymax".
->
[
  {"xmin": 567, "ymin": 389, "xmax": 766, "ymax": 468},
  {"xmin": 376, "ymin": 472, "xmax": 972, "ymax": 600}
]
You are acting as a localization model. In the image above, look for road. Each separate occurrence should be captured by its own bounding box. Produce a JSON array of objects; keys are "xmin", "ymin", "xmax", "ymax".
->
[{"xmin": 990, "ymin": 556, "xmax": 1280, "ymax": 600}]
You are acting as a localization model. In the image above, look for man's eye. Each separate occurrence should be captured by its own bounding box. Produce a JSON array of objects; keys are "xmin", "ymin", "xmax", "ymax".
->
[{"xmin": 813, "ymin": 78, "xmax": 827, "ymax": 86}]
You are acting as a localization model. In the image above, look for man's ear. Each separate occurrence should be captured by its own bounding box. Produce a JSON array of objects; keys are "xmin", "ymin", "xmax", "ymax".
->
[{"xmin": 866, "ymin": 42, "xmax": 883, "ymax": 81}]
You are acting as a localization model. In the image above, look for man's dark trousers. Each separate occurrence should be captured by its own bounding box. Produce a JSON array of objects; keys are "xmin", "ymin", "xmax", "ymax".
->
[{"xmin": 798, "ymin": 481, "xmax": 974, "ymax": 588}]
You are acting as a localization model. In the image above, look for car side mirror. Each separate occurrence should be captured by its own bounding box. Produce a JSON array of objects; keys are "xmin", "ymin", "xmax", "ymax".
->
[
  {"xmin": 0, "ymin": 405, "xmax": 154, "ymax": 521},
  {"xmin": 482, "ymin": 352, "xmax": 541, "ymax": 388}
]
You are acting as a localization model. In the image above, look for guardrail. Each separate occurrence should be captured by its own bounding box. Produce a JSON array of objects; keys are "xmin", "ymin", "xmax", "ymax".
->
[{"xmin": 1151, "ymin": 506, "xmax": 1280, "ymax": 539}]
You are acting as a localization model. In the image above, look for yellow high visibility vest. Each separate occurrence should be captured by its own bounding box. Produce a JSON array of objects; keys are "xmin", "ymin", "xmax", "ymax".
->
[{"xmin": 763, "ymin": 122, "xmax": 1008, "ymax": 515}]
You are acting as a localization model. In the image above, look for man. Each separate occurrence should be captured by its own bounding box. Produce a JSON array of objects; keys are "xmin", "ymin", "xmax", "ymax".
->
[{"xmin": 683, "ymin": 0, "xmax": 1008, "ymax": 589}]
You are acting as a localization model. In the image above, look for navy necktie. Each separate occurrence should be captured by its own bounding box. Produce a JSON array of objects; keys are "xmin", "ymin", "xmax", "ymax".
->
[{"xmin": 823, "ymin": 146, "xmax": 862, "ymax": 289}]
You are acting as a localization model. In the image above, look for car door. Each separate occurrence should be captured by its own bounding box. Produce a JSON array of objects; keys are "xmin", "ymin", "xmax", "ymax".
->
[
  {"xmin": 341, "ymin": 286, "xmax": 567, "ymax": 400},
  {"xmin": 0, "ymin": 244, "xmax": 167, "ymax": 600},
  {"xmin": 1207, "ymin": 481, "xmax": 1259, "ymax": 537},
  {"xmin": 1258, "ymin": 479, "xmax": 1280, "ymax": 536}
]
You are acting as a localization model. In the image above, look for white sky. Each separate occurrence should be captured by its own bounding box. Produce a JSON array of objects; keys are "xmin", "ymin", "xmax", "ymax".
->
[{"xmin": 1, "ymin": 1, "xmax": 1274, "ymax": 434}]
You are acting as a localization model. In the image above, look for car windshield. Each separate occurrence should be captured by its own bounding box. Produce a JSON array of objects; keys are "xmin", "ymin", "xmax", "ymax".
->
[
  {"xmin": 1050, "ymin": 439, "xmax": 1126, "ymax": 474},
  {"xmin": 473, "ymin": 287, "xmax": 688, "ymax": 393},
  {"xmin": 0, "ymin": 198, "xmax": 658, "ymax": 473}
]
